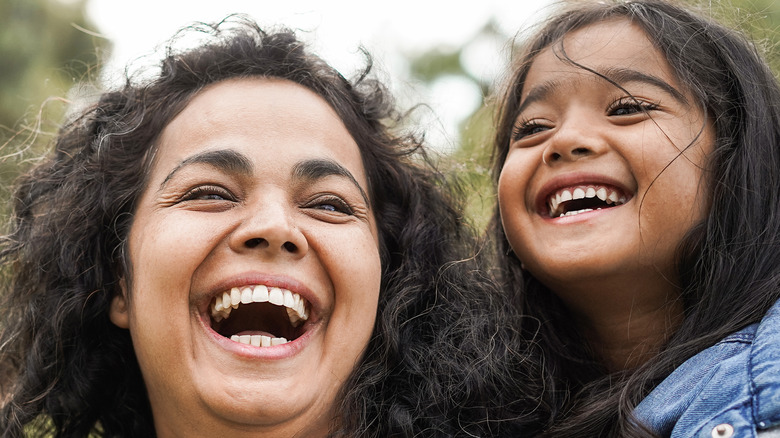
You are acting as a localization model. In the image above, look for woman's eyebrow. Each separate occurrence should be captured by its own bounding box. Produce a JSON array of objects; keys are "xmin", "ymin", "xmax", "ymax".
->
[
  {"xmin": 292, "ymin": 158, "xmax": 370, "ymax": 206},
  {"xmin": 160, "ymin": 149, "xmax": 254, "ymax": 190}
]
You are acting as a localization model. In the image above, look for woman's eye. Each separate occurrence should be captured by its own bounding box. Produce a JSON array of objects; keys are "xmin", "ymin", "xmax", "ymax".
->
[
  {"xmin": 182, "ymin": 185, "xmax": 236, "ymax": 202},
  {"xmin": 512, "ymin": 119, "xmax": 550, "ymax": 141},
  {"xmin": 608, "ymin": 97, "xmax": 658, "ymax": 116},
  {"xmin": 309, "ymin": 195, "xmax": 354, "ymax": 215}
]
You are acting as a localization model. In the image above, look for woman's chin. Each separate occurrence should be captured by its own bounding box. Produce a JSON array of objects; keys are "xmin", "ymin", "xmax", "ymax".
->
[
  {"xmin": 157, "ymin": 314, "xmax": 337, "ymax": 432},
  {"xmin": 201, "ymin": 384, "xmax": 325, "ymax": 429},
  {"xmin": 151, "ymin": 362, "xmax": 333, "ymax": 435}
]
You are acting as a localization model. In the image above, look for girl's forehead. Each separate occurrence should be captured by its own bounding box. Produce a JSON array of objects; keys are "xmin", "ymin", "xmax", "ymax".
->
[
  {"xmin": 521, "ymin": 19, "xmax": 679, "ymax": 97},
  {"xmin": 562, "ymin": 19, "xmax": 650, "ymax": 56},
  {"xmin": 544, "ymin": 19, "xmax": 657, "ymax": 68}
]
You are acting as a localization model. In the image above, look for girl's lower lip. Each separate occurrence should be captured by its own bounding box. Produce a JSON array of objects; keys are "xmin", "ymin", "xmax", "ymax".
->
[{"xmin": 197, "ymin": 312, "xmax": 315, "ymax": 360}]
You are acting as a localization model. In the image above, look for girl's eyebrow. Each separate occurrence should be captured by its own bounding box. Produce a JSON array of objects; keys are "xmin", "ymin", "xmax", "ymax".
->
[
  {"xmin": 292, "ymin": 158, "xmax": 370, "ymax": 206},
  {"xmin": 516, "ymin": 80, "xmax": 560, "ymax": 115},
  {"xmin": 160, "ymin": 149, "xmax": 253, "ymax": 190},
  {"xmin": 601, "ymin": 66, "xmax": 688, "ymax": 104},
  {"xmin": 516, "ymin": 66, "xmax": 689, "ymax": 116}
]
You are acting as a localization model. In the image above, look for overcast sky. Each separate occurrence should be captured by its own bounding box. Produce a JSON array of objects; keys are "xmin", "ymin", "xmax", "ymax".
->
[{"xmin": 84, "ymin": 0, "xmax": 554, "ymax": 151}]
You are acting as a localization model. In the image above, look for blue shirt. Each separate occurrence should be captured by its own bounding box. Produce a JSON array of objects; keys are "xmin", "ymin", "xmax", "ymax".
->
[{"xmin": 634, "ymin": 299, "xmax": 780, "ymax": 437}]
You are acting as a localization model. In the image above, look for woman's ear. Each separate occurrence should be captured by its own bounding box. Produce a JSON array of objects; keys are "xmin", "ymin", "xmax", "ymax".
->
[{"xmin": 110, "ymin": 278, "xmax": 130, "ymax": 329}]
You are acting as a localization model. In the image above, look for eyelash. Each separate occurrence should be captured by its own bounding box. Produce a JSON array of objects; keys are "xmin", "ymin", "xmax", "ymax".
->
[
  {"xmin": 512, "ymin": 118, "xmax": 550, "ymax": 141},
  {"xmin": 308, "ymin": 195, "xmax": 354, "ymax": 215},
  {"xmin": 511, "ymin": 97, "xmax": 660, "ymax": 141},
  {"xmin": 179, "ymin": 185, "xmax": 355, "ymax": 216},
  {"xmin": 181, "ymin": 185, "xmax": 236, "ymax": 202},
  {"xmin": 607, "ymin": 97, "xmax": 659, "ymax": 116}
]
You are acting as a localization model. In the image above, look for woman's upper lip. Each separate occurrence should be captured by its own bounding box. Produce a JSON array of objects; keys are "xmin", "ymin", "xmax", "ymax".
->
[{"xmin": 534, "ymin": 172, "xmax": 634, "ymax": 213}]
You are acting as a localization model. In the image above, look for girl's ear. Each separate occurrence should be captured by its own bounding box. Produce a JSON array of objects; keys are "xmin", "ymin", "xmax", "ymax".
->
[{"xmin": 110, "ymin": 278, "xmax": 130, "ymax": 329}]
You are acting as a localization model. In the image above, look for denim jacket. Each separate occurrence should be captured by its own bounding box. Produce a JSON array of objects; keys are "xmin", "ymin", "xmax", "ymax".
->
[{"xmin": 634, "ymin": 298, "xmax": 780, "ymax": 438}]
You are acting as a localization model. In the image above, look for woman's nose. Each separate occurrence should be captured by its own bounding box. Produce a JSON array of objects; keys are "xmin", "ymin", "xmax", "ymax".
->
[{"xmin": 229, "ymin": 201, "xmax": 308, "ymax": 258}]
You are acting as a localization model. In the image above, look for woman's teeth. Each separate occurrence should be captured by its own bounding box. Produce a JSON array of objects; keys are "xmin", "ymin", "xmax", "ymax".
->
[
  {"xmin": 548, "ymin": 185, "xmax": 627, "ymax": 218},
  {"xmin": 230, "ymin": 334, "xmax": 289, "ymax": 347},
  {"xmin": 210, "ymin": 285, "xmax": 309, "ymax": 327}
]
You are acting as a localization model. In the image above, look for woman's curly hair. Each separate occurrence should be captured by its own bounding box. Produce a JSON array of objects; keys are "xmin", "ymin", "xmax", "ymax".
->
[{"xmin": 0, "ymin": 16, "xmax": 543, "ymax": 437}]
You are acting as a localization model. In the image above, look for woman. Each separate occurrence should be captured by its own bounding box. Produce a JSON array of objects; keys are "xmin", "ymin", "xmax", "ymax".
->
[{"xmin": 0, "ymin": 17, "xmax": 539, "ymax": 437}]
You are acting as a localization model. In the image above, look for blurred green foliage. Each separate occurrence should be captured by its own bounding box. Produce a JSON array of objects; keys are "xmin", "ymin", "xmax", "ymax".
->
[
  {"xmin": 406, "ymin": 22, "xmax": 505, "ymax": 230},
  {"xmin": 713, "ymin": 0, "xmax": 780, "ymax": 72},
  {"xmin": 408, "ymin": 0, "xmax": 780, "ymax": 231},
  {"xmin": 0, "ymin": 0, "xmax": 107, "ymax": 207}
]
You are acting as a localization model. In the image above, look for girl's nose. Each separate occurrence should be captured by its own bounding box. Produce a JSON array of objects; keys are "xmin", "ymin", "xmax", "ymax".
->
[{"xmin": 542, "ymin": 115, "xmax": 606, "ymax": 165}]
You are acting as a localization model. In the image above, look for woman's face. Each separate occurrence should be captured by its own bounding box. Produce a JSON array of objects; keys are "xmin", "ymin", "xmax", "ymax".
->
[
  {"xmin": 110, "ymin": 78, "xmax": 382, "ymax": 437},
  {"xmin": 497, "ymin": 19, "xmax": 713, "ymax": 314}
]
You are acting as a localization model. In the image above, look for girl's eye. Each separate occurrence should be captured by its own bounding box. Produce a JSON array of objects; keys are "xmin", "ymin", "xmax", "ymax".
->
[
  {"xmin": 608, "ymin": 97, "xmax": 659, "ymax": 116},
  {"xmin": 182, "ymin": 185, "xmax": 236, "ymax": 202},
  {"xmin": 512, "ymin": 119, "xmax": 551, "ymax": 141},
  {"xmin": 308, "ymin": 195, "xmax": 354, "ymax": 215}
]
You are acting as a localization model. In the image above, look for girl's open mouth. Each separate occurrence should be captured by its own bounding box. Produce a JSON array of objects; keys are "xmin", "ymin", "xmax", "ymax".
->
[{"xmin": 546, "ymin": 184, "xmax": 631, "ymax": 218}]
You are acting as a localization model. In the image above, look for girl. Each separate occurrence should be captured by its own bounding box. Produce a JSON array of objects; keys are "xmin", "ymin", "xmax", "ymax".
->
[{"xmin": 491, "ymin": 0, "xmax": 780, "ymax": 436}]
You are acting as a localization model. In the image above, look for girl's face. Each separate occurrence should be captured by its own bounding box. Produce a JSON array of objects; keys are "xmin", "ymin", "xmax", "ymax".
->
[
  {"xmin": 110, "ymin": 78, "xmax": 382, "ymax": 437},
  {"xmin": 497, "ymin": 19, "xmax": 713, "ymax": 312}
]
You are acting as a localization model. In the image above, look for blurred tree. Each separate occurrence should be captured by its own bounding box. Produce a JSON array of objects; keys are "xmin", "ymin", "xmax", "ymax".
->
[
  {"xmin": 407, "ymin": 0, "xmax": 780, "ymax": 231},
  {"xmin": 0, "ymin": 0, "xmax": 107, "ymax": 194},
  {"xmin": 406, "ymin": 21, "xmax": 507, "ymax": 230},
  {"xmin": 712, "ymin": 0, "xmax": 780, "ymax": 72}
]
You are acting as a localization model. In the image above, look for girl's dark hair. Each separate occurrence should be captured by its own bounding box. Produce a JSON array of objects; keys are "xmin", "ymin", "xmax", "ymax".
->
[
  {"xmin": 0, "ymin": 16, "xmax": 542, "ymax": 437},
  {"xmin": 491, "ymin": 0, "xmax": 780, "ymax": 436}
]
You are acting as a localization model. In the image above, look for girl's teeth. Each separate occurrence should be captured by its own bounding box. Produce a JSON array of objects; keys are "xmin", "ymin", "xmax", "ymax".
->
[
  {"xmin": 562, "ymin": 208, "xmax": 597, "ymax": 217},
  {"xmin": 547, "ymin": 185, "xmax": 628, "ymax": 218}
]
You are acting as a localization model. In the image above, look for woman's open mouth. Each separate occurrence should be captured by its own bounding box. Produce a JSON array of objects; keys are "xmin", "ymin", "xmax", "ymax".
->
[
  {"xmin": 209, "ymin": 285, "xmax": 310, "ymax": 347},
  {"xmin": 546, "ymin": 185, "xmax": 630, "ymax": 218}
]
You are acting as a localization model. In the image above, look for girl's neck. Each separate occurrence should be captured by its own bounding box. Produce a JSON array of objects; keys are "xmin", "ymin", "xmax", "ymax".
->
[
  {"xmin": 552, "ymin": 276, "xmax": 684, "ymax": 372},
  {"xmin": 578, "ymin": 299, "xmax": 683, "ymax": 371}
]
